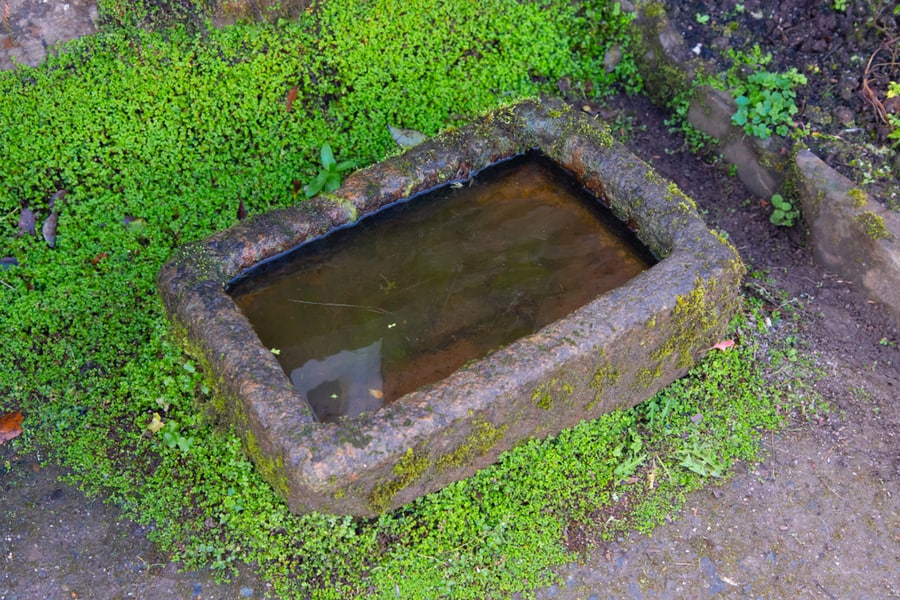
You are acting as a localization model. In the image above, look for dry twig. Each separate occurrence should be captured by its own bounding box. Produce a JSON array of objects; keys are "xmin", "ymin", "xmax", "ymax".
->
[{"xmin": 860, "ymin": 36, "xmax": 900, "ymax": 125}]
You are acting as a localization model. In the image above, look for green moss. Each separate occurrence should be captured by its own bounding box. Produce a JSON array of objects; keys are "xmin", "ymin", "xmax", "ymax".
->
[
  {"xmin": 369, "ymin": 447, "xmax": 431, "ymax": 513},
  {"xmin": 641, "ymin": 1, "xmax": 668, "ymax": 19},
  {"xmin": 334, "ymin": 422, "xmax": 373, "ymax": 449},
  {"xmin": 436, "ymin": 419, "xmax": 508, "ymax": 472},
  {"xmin": 590, "ymin": 362, "xmax": 621, "ymax": 393},
  {"xmin": 630, "ymin": 22, "xmax": 691, "ymax": 107},
  {"xmin": 665, "ymin": 182, "xmax": 698, "ymax": 211},
  {"xmin": 586, "ymin": 361, "xmax": 621, "ymax": 411},
  {"xmin": 320, "ymin": 193, "xmax": 359, "ymax": 223},
  {"xmin": 634, "ymin": 364, "xmax": 663, "ymax": 389},
  {"xmin": 651, "ymin": 276, "xmax": 730, "ymax": 370},
  {"xmin": 855, "ymin": 211, "xmax": 893, "ymax": 241},
  {"xmin": 531, "ymin": 377, "xmax": 578, "ymax": 411},
  {"xmin": 545, "ymin": 108, "xmax": 616, "ymax": 159},
  {"xmin": 242, "ymin": 426, "xmax": 291, "ymax": 499},
  {"xmin": 848, "ymin": 187, "xmax": 867, "ymax": 209},
  {"xmin": 532, "ymin": 378, "xmax": 555, "ymax": 410},
  {"xmin": 534, "ymin": 387, "xmax": 554, "ymax": 410}
]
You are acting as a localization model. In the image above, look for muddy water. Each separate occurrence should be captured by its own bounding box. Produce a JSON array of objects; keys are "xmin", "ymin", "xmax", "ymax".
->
[{"xmin": 229, "ymin": 154, "xmax": 654, "ymax": 422}]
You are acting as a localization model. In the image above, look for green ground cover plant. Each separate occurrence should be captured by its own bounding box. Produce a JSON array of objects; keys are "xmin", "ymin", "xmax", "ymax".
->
[
  {"xmin": 768, "ymin": 193, "xmax": 800, "ymax": 227},
  {"xmin": 0, "ymin": 2, "xmax": 814, "ymax": 597}
]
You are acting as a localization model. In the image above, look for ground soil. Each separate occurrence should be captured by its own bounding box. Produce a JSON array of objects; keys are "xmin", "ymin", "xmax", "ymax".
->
[{"xmin": 1, "ymin": 1, "xmax": 898, "ymax": 599}]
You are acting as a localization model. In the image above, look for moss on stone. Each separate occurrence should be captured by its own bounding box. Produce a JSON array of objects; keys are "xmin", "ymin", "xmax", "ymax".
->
[
  {"xmin": 634, "ymin": 364, "xmax": 663, "ymax": 389},
  {"xmin": 333, "ymin": 422, "xmax": 373, "ymax": 449},
  {"xmin": 545, "ymin": 109, "xmax": 615, "ymax": 158},
  {"xmin": 640, "ymin": 0, "xmax": 668, "ymax": 19},
  {"xmin": 855, "ymin": 211, "xmax": 893, "ymax": 241},
  {"xmin": 320, "ymin": 193, "xmax": 358, "ymax": 223},
  {"xmin": 848, "ymin": 187, "xmax": 867, "ymax": 209},
  {"xmin": 531, "ymin": 377, "xmax": 577, "ymax": 411},
  {"xmin": 243, "ymin": 426, "xmax": 291, "ymax": 499},
  {"xmin": 369, "ymin": 447, "xmax": 431, "ymax": 513},
  {"xmin": 547, "ymin": 107, "xmax": 568, "ymax": 119},
  {"xmin": 652, "ymin": 276, "xmax": 726, "ymax": 370},
  {"xmin": 165, "ymin": 316, "xmax": 296, "ymax": 501},
  {"xmin": 590, "ymin": 361, "xmax": 621, "ymax": 393},
  {"xmin": 436, "ymin": 419, "xmax": 508, "ymax": 472},
  {"xmin": 665, "ymin": 182, "xmax": 697, "ymax": 211},
  {"xmin": 533, "ymin": 387, "xmax": 554, "ymax": 410},
  {"xmin": 586, "ymin": 361, "xmax": 621, "ymax": 411},
  {"xmin": 630, "ymin": 9, "xmax": 691, "ymax": 108}
]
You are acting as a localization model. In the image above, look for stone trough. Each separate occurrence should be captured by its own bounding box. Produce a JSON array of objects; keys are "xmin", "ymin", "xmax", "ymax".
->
[{"xmin": 157, "ymin": 96, "xmax": 744, "ymax": 517}]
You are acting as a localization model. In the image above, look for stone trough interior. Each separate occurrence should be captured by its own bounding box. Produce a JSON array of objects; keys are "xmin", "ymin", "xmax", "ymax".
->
[
  {"xmin": 227, "ymin": 152, "xmax": 656, "ymax": 423},
  {"xmin": 157, "ymin": 96, "xmax": 745, "ymax": 517}
]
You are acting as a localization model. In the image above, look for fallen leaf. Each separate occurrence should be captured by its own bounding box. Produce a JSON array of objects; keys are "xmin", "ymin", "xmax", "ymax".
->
[
  {"xmin": 0, "ymin": 411, "xmax": 24, "ymax": 444},
  {"xmin": 48, "ymin": 189, "xmax": 67, "ymax": 209},
  {"xmin": 285, "ymin": 85, "xmax": 298, "ymax": 112},
  {"xmin": 42, "ymin": 212, "xmax": 59, "ymax": 248},
  {"xmin": 17, "ymin": 208, "xmax": 36, "ymax": 237},
  {"xmin": 237, "ymin": 199, "xmax": 248, "ymax": 220},
  {"xmin": 123, "ymin": 216, "xmax": 147, "ymax": 232},
  {"xmin": 369, "ymin": 388, "xmax": 384, "ymax": 399},
  {"xmin": 603, "ymin": 44, "xmax": 622, "ymax": 72},
  {"xmin": 389, "ymin": 125, "xmax": 427, "ymax": 148},
  {"xmin": 710, "ymin": 339, "xmax": 736, "ymax": 351},
  {"xmin": 146, "ymin": 412, "xmax": 164, "ymax": 434},
  {"xmin": 91, "ymin": 252, "xmax": 109, "ymax": 265}
]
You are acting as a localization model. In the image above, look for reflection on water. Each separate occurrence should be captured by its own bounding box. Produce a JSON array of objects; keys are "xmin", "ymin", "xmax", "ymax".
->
[
  {"xmin": 290, "ymin": 340, "xmax": 385, "ymax": 421},
  {"xmin": 230, "ymin": 153, "xmax": 655, "ymax": 422}
]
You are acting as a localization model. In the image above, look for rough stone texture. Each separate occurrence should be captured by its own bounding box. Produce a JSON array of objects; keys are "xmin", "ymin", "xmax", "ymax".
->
[
  {"xmin": 157, "ymin": 96, "xmax": 745, "ymax": 516},
  {"xmin": 795, "ymin": 149, "xmax": 900, "ymax": 320},
  {"xmin": 629, "ymin": 0, "xmax": 696, "ymax": 108},
  {"xmin": 0, "ymin": 0, "xmax": 97, "ymax": 70}
]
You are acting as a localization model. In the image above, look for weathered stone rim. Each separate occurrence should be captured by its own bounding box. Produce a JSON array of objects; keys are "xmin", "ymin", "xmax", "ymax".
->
[{"xmin": 157, "ymin": 95, "xmax": 745, "ymax": 516}]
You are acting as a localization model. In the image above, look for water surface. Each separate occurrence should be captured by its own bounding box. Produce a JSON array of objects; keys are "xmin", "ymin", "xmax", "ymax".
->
[{"xmin": 229, "ymin": 154, "xmax": 654, "ymax": 421}]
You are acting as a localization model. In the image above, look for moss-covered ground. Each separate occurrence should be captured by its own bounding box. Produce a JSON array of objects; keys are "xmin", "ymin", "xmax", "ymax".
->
[{"xmin": 0, "ymin": 1, "xmax": 817, "ymax": 597}]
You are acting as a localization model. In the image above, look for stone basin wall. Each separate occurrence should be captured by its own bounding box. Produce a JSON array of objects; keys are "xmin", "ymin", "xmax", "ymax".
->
[
  {"xmin": 630, "ymin": 0, "xmax": 900, "ymax": 322},
  {"xmin": 157, "ymin": 96, "xmax": 745, "ymax": 516}
]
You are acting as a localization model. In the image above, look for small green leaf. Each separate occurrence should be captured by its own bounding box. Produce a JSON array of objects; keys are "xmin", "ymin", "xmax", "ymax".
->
[{"xmin": 320, "ymin": 144, "xmax": 336, "ymax": 168}]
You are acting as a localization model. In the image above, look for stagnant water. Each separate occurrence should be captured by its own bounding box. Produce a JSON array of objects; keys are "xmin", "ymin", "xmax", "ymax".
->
[{"xmin": 229, "ymin": 154, "xmax": 655, "ymax": 422}]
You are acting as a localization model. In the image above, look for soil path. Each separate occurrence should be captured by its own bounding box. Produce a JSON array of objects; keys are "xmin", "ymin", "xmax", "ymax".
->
[{"xmin": 1, "ymin": 2, "xmax": 898, "ymax": 599}]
